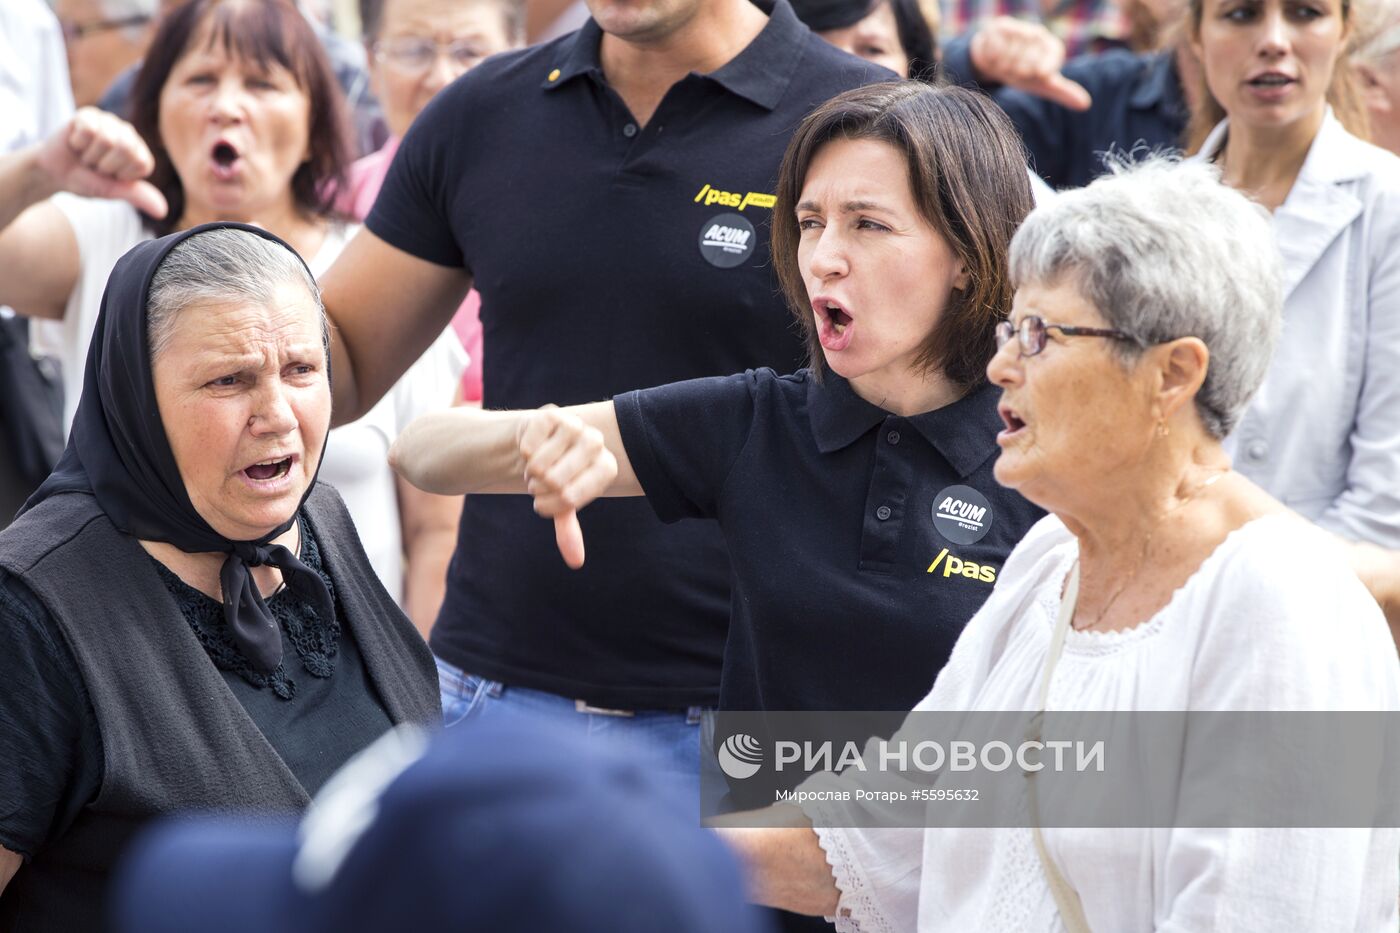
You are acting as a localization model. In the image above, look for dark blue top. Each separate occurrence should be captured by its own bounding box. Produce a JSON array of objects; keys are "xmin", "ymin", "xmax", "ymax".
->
[
  {"xmin": 614, "ymin": 369, "xmax": 1045, "ymax": 713},
  {"xmin": 942, "ymin": 39, "xmax": 1188, "ymax": 190},
  {"xmin": 367, "ymin": 1, "xmax": 889, "ymax": 709}
]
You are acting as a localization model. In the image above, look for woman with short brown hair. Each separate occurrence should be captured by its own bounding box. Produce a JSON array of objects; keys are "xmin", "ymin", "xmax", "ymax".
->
[{"xmin": 389, "ymin": 81, "xmax": 1044, "ymax": 748}]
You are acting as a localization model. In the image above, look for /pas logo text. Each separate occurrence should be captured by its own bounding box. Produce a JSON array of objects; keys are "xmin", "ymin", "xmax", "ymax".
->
[
  {"xmin": 693, "ymin": 183, "xmax": 777, "ymax": 212},
  {"xmin": 927, "ymin": 547, "xmax": 997, "ymax": 584}
]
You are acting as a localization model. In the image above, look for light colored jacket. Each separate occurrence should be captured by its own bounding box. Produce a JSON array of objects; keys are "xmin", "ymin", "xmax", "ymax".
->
[{"xmin": 1195, "ymin": 112, "xmax": 1400, "ymax": 546}]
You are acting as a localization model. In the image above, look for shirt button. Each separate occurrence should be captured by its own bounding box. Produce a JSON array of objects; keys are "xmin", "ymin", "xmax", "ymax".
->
[
  {"xmin": 886, "ymin": 430, "xmax": 901, "ymax": 445},
  {"xmin": 623, "ymin": 123, "xmax": 638, "ymax": 137},
  {"xmin": 876, "ymin": 505, "xmax": 892, "ymax": 521},
  {"xmin": 1246, "ymin": 440, "xmax": 1268, "ymax": 461}
]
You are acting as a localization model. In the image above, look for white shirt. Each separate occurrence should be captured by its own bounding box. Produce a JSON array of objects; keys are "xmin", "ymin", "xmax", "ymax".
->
[
  {"xmin": 32, "ymin": 199, "xmax": 467, "ymax": 603},
  {"xmin": 1195, "ymin": 113, "xmax": 1400, "ymax": 547},
  {"xmin": 317, "ymin": 329, "xmax": 466, "ymax": 604},
  {"xmin": 804, "ymin": 513, "xmax": 1400, "ymax": 932},
  {"xmin": 0, "ymin": 0, "xmax": 73, "ymax": 153}
]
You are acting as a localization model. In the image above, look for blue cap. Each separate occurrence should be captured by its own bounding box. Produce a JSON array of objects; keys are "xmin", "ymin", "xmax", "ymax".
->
[{"xmin": 112, "ymin": 716, "xmax": 772, "ymax": 933}]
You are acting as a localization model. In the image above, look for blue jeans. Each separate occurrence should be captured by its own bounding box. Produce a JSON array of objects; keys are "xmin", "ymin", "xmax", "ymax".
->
[{"xmin": 436, "ymin": 656, "xmax": 707, "ymax": 811}]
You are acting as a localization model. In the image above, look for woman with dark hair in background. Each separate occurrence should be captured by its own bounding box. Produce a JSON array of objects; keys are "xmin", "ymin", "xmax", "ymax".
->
[
  {"xmin": 0, "ymin": 0, "xmax": 354, "ymax": 431},
  {"xmin": 0, "ymin": 0, "xmax": 466, "ymax": 629}
]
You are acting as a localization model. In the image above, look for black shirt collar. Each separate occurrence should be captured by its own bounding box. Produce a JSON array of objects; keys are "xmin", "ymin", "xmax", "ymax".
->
[
  {"xmin": 807, "ymin": 371, "xmax": 1005, "ymax": 477},
  {"xmin": 543, "ymin": 16, "xmax": 604, "ymax": 89},
  {"xmin": 542, "ymin": 0, "xmax": 808, "ymax": 111},
  {"xmin": 1130, "ymin": 49, "xmax": 1183, "ymax": 113}
]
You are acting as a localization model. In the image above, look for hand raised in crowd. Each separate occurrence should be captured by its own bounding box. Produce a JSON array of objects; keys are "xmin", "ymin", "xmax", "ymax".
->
[
  {"xmin": 517, "ymin": 405, "xmax": 619, "ymax": 570},
  {"xmin": 969, "ymin": 17, "xmax": 1092, "ymax": 112},
  {"xmin": 35, "ymin": 107, "xmax": 168, "ymax": 219}
]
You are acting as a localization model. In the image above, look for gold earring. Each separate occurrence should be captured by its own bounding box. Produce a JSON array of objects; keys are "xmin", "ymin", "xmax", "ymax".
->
[{"xmin": 1156, "ymin": 418, "xmax": 1170, "ymax": 438}]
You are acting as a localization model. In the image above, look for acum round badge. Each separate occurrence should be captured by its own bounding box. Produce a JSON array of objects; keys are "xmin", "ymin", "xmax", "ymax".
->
[
  {"xmin": 932, "ymin": 484, "xmax": 993, "ymax": 545},
  {"xmin": 698, "ymin": 212, "xmax": 755, "ymax": 269}
]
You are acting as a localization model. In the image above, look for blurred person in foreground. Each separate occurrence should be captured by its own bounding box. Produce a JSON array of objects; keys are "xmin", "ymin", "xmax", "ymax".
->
[
  {"xmin": 0, "ymin": 0, "xmax": 466, "ymax": 629},
  {"xmin": 0, "ymin": 224, "xmax": 440, "ymax": 932},
  {"xmin": 111, "ymin": 718, "xmax": 771, "ymax": 933},
  {"xmin": 715, "ymin": 157, "xmax": 1400, "ymax": 932},
  {"xmin": 339, "ymin": 0, "xmax": 526, "ymax": 405},
  {"xmin": 1185, "ymin": 0, "xmax": 1400, "ymax": 546}
]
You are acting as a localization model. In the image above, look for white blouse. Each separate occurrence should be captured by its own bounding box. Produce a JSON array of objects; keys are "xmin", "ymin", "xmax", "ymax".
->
[{"xmin": 803, "ymin": 513, "xmax": 1400, "ymax": 932}]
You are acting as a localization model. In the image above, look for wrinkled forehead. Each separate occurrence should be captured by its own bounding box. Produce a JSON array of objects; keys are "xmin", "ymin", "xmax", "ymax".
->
[{"xmin": 164, "ymin": 282, "xmax": 325, "ymax": 361}]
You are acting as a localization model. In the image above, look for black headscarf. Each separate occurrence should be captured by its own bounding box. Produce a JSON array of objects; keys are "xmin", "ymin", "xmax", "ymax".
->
[{"xmin": 23, "ymin": 222, "xmax": 334, "ymax": 675}]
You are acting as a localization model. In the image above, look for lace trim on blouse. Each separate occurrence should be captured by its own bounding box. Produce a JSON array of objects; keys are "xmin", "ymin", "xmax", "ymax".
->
[
  {"xmin": 811, "ymin": 807, "xmax": 898, "ymax": 933},
  {"xmin": 149, "ymin": 514, "xmax": 340, "ymax": 700}
]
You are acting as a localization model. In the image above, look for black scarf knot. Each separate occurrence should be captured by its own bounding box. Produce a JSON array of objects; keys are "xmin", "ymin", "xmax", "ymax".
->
[{"xmin": 221, "ymin": 539, "xmax": 335, "ymax": 675}]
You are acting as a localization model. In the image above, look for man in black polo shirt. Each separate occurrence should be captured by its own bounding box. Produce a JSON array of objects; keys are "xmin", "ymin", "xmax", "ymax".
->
[{"xmin": 318, "ymin": 0, "xmax": 887, "ymax": 792}]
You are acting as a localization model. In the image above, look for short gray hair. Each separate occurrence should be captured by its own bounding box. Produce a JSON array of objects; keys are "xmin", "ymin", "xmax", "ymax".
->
[
  {"xmin": 147, "ymin": 227, "xmax": 325, "ymax": 360},
  {"xmin": 1008, "ymin": 156, "xmax": 1282, "ymax": 439}
]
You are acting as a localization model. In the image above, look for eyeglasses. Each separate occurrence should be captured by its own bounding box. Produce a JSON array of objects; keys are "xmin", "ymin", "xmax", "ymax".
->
[
  {"xmin": 372, "ymin": 37, "xmax": 494, "ymax": 74},
  {"xmin": 59, "ymin": 13, "xmax": 151, "ymax": 42},
  {"xmin": 994, "ymin": 315, "xmax": 1140, "ymax": 358}
]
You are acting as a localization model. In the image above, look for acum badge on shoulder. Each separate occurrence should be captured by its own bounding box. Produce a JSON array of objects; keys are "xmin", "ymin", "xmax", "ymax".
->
[
  {"xmin": 932, "ymin": 485, "xmax": 993, "ymax": 545},
  {"xmin": 698, "ymin": 212, "xmax": 755, "ymax": 268}
]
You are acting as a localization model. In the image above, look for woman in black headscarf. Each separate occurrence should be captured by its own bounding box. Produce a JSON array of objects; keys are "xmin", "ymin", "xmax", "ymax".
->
[{"xmin": 0, "ymin": 223, "xmax": 439, "ymax": 932}]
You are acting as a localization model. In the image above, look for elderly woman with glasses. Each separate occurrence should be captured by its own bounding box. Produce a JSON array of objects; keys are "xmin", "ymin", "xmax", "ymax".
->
[
  {"xmin": 714, "ymin": 158, "xmax": 1400, "ymax": 931},
  {"xmin": 337, "ymin": 0, "xmax": 525, "ymax": 407}
]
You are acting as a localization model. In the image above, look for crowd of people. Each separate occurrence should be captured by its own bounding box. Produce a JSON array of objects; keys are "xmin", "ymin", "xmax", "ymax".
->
[{"xmin": 1, "ymin": 0, "xmax": 1399, "ymax": 929}]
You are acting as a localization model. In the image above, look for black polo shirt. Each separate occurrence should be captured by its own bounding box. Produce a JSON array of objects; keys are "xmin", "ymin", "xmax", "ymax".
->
[
  {"xmin": 367, "ymin": 2, "xmax": 890, "ymax": 708},
  {"xmin": 614, "ymin": 368, "xmax": 1045, "ymax": 713}
]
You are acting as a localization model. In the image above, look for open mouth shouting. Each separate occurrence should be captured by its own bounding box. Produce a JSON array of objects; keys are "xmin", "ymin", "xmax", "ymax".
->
[
  {"xmin": 241, "ymin": 453, "xmax": 297, "ymax": 490},
  {"xmin": 813, "ymin": 296, "xmax": 854, "ymax": 352},
  {"xmin": 997, "ymin": 403, "xmax": 1027, "ymax": 442},
  {"xmin": 210, "ymin": 139, "xmax": 242, "ymax": 181}
]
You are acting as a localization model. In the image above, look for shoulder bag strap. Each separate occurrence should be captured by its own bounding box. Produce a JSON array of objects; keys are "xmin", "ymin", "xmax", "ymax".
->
[{"xmin": 1027, "ymin": 561, "xmax": 1093, "ymax": 933}]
